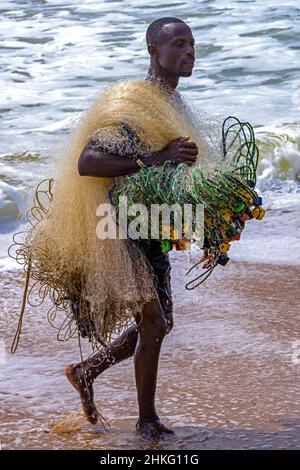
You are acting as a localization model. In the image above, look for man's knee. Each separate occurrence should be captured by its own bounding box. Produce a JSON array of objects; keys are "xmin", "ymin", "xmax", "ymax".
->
[
  {"xmin": 141, "ymin": 300, "xmax": 168, "ymax": 338},
  {"xmin": 153, "ymin": 313, "xmax": 168, "ymax": 338}
]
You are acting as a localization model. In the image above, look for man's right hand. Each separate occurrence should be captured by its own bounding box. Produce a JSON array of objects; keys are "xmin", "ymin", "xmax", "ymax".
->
[{"xmin": 151, "ymin": 136, "xmax": 198, "ymax": 166}]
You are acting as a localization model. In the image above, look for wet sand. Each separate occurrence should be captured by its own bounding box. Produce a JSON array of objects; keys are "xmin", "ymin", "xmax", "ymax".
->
[{"xmin": 0, "ymin": 256, "xmax": 300, "ymax": 450}]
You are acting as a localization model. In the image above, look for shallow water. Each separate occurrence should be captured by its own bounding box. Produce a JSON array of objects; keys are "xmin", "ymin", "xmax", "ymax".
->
[
  {"xmin": 1, "ymin": 258, "xmax": 300, "ymax": 449},
  {"xmin": 1, "ymin": 0, "xmax": 300, "ymax": 451}
]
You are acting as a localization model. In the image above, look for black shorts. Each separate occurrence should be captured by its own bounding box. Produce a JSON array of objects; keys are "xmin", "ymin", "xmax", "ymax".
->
[
  {"xmin": 135, "ymin": 239, "xmax": 173, "ymax": 316},
  {"xmin": 71, "ymin": 239, "xmax": 173, "ymax": 342}
]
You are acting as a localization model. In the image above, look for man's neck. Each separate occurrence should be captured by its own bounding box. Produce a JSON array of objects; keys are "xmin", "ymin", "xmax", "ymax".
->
[
  {"xmin": 145, "ymin": 74, "xmax": 178, "ymax": 96},
  {"xmin": 146, "ymin": 64, "xmax": 179, "ymax": 89}
]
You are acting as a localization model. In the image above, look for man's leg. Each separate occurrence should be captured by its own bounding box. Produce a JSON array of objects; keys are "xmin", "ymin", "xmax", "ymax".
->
[
  {"xmin": 65, "ymin": 323, "xmax": 138, "ymax": 424},
  {"xmin": 65, "ymin": 241, "xmax": 173, "ymax": 430},
  {"xmin": 134, "ymin": 298, "xmax": 174, "ymax": 438},
  {"xmin": 65, "ymin": 301, "xmax": 173, "ymax": 434}
]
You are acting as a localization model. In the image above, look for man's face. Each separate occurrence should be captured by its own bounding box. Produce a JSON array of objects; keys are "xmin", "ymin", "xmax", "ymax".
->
[{"xmin": 154, "ymin": 22, "xmax": 195, "ymax": 77}]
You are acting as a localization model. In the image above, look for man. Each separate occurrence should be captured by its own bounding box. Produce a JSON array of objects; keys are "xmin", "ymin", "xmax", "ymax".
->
[{"xmin": 65, "ymin": 17, "xmax": 214, "ymax": 439}]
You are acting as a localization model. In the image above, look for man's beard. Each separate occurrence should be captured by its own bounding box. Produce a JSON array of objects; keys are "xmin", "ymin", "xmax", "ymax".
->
[
  {"xmin": 161, "ymin": 64, "xmax": 192, "ymax": 78},
  {"xmin": 179, "ymin": 71, "xmax": 192, "ymax": 77}
]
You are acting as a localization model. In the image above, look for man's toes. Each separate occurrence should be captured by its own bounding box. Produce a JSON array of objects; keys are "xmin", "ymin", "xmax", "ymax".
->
[
  {"xmin": 82, "ymin": 395, "xmax": 98, "ymax": 424},
  {"xmin": 136, "ymin": 419, "xmax": 174, "ymax": 440},
  {"xmin": 90, "ymin": 411, "xmax": 98, "ymax": 425},
  {"xmin": 157, "ymin": 422, "xmax": 175, "ymax": 434}
]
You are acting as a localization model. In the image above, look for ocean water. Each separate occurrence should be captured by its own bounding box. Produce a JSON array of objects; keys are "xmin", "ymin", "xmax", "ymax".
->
[
  {"xmin": 1, "ymin": 262, "xmax": 300, "ymax": 449},
  {"xmin": 1, "ymin": 2, "xmax": 300, "ymax": 451},
  {"xmin": 1, "ymin": 0, "xmax": 300, "ymax": 269}
]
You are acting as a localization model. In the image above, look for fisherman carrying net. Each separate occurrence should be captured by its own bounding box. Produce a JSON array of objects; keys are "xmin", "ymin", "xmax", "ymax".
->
[{"xmin": 9, "ymin": 17, "xmax": 264, "ymax": 440}]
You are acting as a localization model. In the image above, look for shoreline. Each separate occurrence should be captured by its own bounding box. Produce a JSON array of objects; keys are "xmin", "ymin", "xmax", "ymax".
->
[{"xmin": 0, "ymin": 258, "xmax": 300, "ymax": 449}]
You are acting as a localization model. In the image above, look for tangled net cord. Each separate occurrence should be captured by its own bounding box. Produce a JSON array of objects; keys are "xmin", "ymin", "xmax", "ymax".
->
[
  {"xmin": 9, "ymin": 180, "xmax": 83, "ymax": 345},
  {"xmin": 9, "ymin": 175, "xmax": 137, "ymax": 346},
  {"xmin": 8, "ymin": 178, "xmax": 119, "ymax": 428},
  {"xmin": 9, "ymin": 179, "xmax": 55, "ymax": 354}
]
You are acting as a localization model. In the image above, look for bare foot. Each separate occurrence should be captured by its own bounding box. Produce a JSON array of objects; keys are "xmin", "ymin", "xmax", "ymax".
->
[
  {"xmin": 136, "ymin": 418, "xmax": 175, "ymax": 440},
  {"xmin": 65, "ymin": 364, "xmax": 98, "ymax": 425}
]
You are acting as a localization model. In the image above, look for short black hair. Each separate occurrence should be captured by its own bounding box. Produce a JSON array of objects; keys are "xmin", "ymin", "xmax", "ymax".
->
[{"xmin": 146, "ymin": 17, "xmax": 186, "ymax": 45}]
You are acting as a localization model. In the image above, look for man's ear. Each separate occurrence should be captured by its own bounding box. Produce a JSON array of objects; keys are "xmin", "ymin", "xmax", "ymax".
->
[{"xmin": 147, "ymin": 43, "xmax": 158, "ymax": 57}]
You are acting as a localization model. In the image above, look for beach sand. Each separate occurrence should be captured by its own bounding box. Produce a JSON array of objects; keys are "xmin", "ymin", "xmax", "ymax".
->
[{"xmin": 0, "ymin": 256, "xmax": 300, "ymax": 450}]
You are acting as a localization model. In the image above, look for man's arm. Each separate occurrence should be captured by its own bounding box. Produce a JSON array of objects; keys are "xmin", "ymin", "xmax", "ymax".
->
[
  {"xmin": 78, "ymin": 147, "xmax": 143, "ymax": 177},
  {"xmin": 78, "ymin": 136, "xmax": 198, "ymax": 178}
]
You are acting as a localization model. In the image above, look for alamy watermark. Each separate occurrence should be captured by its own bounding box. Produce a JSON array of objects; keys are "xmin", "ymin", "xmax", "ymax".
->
[{"xmin": 95, "ymin": 197, "xmax": 204, "ymax": 245}]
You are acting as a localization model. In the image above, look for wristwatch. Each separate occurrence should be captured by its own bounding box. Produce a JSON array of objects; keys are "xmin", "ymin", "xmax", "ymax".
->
[{"xmin": 136, "ymin": 157, "xmax": 147, "ymax": 168}]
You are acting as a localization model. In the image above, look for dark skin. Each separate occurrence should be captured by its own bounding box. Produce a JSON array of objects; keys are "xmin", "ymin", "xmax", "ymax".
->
[{"xmin": 65, "ymin": 21, "xmax": 214, "ymax": 440}]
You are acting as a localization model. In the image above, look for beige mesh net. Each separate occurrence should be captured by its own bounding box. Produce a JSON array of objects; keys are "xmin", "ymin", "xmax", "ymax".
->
[{"xmin": 10, "ymin": 79, "xmax": 223, "ymax": 350}]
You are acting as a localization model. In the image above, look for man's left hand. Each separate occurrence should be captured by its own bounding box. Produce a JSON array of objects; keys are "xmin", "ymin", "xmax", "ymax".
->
[{"xmin": 200, "ymin": 250, "xmax": 216, "ymax": 269}]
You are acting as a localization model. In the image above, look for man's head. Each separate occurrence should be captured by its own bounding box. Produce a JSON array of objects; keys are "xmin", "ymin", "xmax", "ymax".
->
[{"xmin": 146, "ymin": 17, "xmax": 195, "ymax": 78}]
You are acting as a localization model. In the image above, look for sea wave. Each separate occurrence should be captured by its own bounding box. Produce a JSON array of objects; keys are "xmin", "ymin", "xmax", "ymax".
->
[{"xmin": 256, "ymin": 123, "xmax": 300, "ymax": 191}]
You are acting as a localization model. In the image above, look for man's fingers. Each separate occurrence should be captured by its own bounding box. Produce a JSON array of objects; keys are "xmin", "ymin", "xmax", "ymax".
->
[
  {"xmin": 202, "ymin": 254, "xmax": 215, "ymax": 269},
  {"xmin": 173, "ymin": 135, "xmax": 190, "ymax": 142},
  {"xmin": 180, "ymin": 155, "xmax": 197, "ymax": 163},
  {"xmin": 203, "ymin": 261, "xmax": 213, "ymax": 269},
  {"xmin": 181, "ymin": 141, "xmax": 198, "ymax": 149},
  {"xmin": 180, "ymin": 148, "xmax": 198, "ymax": 156}
]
